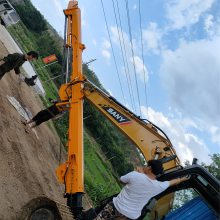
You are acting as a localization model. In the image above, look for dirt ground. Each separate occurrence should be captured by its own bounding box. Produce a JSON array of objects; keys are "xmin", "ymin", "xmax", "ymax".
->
[{"xmin": 0, "ymin": 40, "xmax": 90, "ymax": 219}]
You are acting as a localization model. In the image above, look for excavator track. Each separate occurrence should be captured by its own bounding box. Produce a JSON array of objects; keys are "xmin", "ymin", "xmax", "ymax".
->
[{"xmin": 17, "ymin": 197, "xmax": 75, "ymax": 220}]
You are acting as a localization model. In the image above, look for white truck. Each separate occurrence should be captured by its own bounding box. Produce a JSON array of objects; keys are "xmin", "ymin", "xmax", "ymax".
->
[{"xmin": 0, "ymin": 0, "xmax": 19, "ymax": 26}]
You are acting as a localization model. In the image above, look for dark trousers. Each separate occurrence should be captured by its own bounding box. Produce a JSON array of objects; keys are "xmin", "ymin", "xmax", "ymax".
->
[
  {"xmin": 94, "ymin": 201, "xmax": 131, "ymax": 220},
  {"xmin": 32, "ymin": 110, "xmax": 54, "ymax": 126}
]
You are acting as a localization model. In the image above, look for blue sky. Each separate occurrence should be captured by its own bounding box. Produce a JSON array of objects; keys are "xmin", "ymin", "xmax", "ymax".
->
[{"xmin": 31, "ymin": 0, "xmax": 220, "ymax": 164}]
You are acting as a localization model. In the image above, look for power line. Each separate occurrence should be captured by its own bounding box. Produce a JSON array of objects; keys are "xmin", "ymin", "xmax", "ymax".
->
[
  {"xmin": 112, "ymin": 0, "xmax": 136, "ymax": 111},
  {"xmin": 115, "ymin": 0, "xmax": 136, "ymax": 113},
  {"xmin": 100, "ymin": 0, "xmax": 126, "ymax": 104},
  {"xmin": 125, "ymin": 0, "xmax": 142, "ymax": 117},
  {"xmin": 138, "ymin": 0, "xmax": 149, "ymax": 118}
]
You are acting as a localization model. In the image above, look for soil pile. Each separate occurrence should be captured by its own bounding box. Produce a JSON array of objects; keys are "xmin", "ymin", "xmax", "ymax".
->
[{"xmin": 0, "ymin": 39, "xmax": 75, "ymax": 219}]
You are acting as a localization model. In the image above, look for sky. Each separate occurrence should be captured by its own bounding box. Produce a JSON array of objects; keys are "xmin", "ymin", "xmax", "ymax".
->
[{"xmin": 30, "ymin": 0, "xmax": 220, "ymax": 164}]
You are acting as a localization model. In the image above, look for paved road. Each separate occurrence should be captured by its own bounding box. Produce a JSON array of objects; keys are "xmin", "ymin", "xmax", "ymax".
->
[{"xmin": 0, "ymin": 24, "xmax": 45, "ymax": 95}]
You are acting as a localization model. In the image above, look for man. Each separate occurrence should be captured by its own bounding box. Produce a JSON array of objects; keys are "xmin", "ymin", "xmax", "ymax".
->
[
  {"xmin": 24, "ymin": 99, "xmax": 65, "ymax": 128},
  {"xmin": 0, "ymin": 51, "xmax": 38, "ymax": 80},
  {"xmin": 94, "ymin": 160, "xmax": 188, "ymax": 220}
]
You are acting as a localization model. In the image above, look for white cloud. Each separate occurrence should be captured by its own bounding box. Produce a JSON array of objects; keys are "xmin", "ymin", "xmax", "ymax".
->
[
  {"xmin": 102, "ymin": 39, "xmax": 111, "ymax": 49},
  {"xmin": 210, "ymin": 126, "xmax": 220, "ymax": 146},
  {"xmin": 110, "ymin": 26, "xmax": 149, "ymax": 84},
  {"xmin": 204, "ymin": 14, "xmax": 214, "ymax": 33},
  {"xmin": 51, "ymin": 0, "xmax": 64, "ymax": 17},
  {"xmin": 204, "ymin": 14, "xmax": 220, "ymax": 38},
  {"xmin": 101, "ymin": 39, "xmax": 111, "ymax": 60},
  {"xmin": 132, "ymin": 56, "xmax": 149, "ymax": 83},
  {"xmin": 110, "ymin": 26, "xmax": 129, "ymax": 48},
  {"xmin": 102, "ymin": 50, "xmax": 111, "ymax": 60},
  {"xmin": 160, "ymin": 36, "xmax": 220, "ymax": 128},
  {"xmin": 110, "ymin": 26, "xmax": 140, "ymax": 58},
  {"xmin": 142, "ymin": 22, "xmax": 163, "ymax": 53},
  {"xmin": 141, "ymin": 106, "xmax": 211, "ymax": 164},
  {"xmin": 166, "ymin": 0, "xmax": 215, "ymax": 29},
  {"xmin": 160, "ymin": 34, "xmax": 220, "ymax": 152}
]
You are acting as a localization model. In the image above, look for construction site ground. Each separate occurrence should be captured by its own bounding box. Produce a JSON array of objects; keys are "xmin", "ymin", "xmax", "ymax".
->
[{"xmin": 0, "ymin": 28, "xmax": 90, "ymax": 219}]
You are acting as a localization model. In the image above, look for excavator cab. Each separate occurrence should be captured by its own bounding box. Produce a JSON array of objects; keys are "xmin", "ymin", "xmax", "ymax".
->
[
  {"xmin": 140, "ymin": 162, "xmax": 220, "ymax": 219},
  {"xmin": 82, "ymin": 160, "xmax": 220, "ymax": 220}
]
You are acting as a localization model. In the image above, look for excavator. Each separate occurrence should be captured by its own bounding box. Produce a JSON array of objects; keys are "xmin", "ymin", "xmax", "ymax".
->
[{"xmin": 18, "ymin": 1, "xmax": 220, "ymax": 219}]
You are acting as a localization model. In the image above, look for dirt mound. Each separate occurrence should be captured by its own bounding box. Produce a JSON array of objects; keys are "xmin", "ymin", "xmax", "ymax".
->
[{"xmin": 0, "ymin": 39, "xmax": 73, "ymax": 219}]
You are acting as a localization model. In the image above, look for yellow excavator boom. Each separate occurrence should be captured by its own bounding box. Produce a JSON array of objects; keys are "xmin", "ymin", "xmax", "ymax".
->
[{"xmin": 83, "ymin": 80, "xmax": 180, "ymax": 170}]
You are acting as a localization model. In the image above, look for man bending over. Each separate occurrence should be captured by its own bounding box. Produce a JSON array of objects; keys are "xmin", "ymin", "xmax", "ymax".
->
[{"xmin": 0, "ymin": 51, "xmax": 38, "ymax": 80}]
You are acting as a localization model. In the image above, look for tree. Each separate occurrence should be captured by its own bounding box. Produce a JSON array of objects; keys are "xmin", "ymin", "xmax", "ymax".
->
[
  {"xmin": 202, "ymin": 153, "xmax": 220, "ymax": 180},
  {"xmin": 12, "ymin": 0, "xmax": 47, "ymax": 33}
]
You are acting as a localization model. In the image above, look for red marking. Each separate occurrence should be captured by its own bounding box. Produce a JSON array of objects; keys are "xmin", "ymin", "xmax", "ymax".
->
[{"xmin": 120, "ymin": 121, "xmax": 132, "ymax": 126}]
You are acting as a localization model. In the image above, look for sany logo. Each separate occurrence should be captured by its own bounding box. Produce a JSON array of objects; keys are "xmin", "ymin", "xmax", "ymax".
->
[{"xmin": 101, "ymin": 105, "xmax": 132, "ymax": 125}]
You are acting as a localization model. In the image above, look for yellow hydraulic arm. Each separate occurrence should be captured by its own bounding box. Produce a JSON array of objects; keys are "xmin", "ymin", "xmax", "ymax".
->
[{"xmin": 56, "ymin": 0, "xmax": 85, "ymax": 217}]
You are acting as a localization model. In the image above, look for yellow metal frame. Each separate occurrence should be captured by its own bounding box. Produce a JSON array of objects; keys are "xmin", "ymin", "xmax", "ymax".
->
[{"xmin": 56, "ymin": 1, "xmax": 84, "ymax": 196}]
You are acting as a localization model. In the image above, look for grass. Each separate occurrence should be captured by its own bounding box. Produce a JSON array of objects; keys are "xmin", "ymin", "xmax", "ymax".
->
[{"xmin": 84, "ymin": 129, "xmax": 121, "ymax": 206}]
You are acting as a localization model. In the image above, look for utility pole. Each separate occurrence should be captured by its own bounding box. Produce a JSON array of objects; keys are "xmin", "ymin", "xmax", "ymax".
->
[{"xmin": 84, "ymin": 58, "xmax": 96, "ymax": 65}]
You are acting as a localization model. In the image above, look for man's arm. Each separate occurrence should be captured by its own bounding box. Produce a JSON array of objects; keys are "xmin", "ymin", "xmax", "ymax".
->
[{"xmin": 169, "ymin": 176, "xmax": 189, "ymax": 187}]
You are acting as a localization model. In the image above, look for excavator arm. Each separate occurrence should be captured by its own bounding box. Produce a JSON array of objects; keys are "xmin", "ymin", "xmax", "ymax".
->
[{"xmin": 83, "ymin": 80, "xmax": 180, "ymax": 169}]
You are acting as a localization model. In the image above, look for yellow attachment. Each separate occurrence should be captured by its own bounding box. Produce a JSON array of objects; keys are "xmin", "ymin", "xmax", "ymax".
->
[
  {"xmin": 59, "ymin": 84, "xmax": 71, "ymax": 101},
  {"xmin": 56, "ymin": 0, "xmax": 84, "ymax": 195},
  {"xmin": 56, "ymin": 163, "xmax": 67, "ymax": 184}
]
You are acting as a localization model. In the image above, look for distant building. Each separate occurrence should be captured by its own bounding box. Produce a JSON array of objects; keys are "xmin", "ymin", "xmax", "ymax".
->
[{"xmin": 0, "ymin": 0, "xmax": 20, "ymax": 26}]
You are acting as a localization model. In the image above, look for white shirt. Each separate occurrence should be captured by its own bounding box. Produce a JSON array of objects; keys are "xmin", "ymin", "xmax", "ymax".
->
[{"xmin": 113, "ymin": 171, "xmax": 169, "ymax": 219}]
